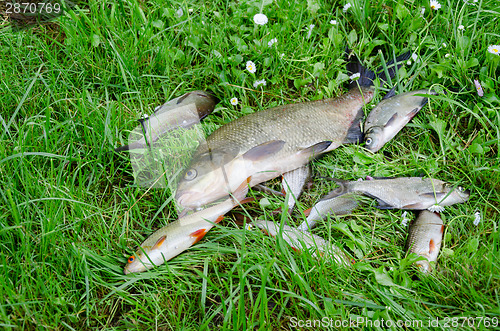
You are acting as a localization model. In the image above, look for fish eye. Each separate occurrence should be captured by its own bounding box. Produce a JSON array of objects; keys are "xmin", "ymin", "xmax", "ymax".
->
[
  {"xmin": 458, "ymin": 186, "xmax": 465, "ymax": 192},
  {"xmin": 184, "ymin": 169, "xmax": 197, "ymax": 181},
  {"xmin": 365, "ymin": 137, "xmax": 373, "ymax": 145},
  {"xmin": 128, "ymin": 256, "xmax": 135, "ymax": 263}
]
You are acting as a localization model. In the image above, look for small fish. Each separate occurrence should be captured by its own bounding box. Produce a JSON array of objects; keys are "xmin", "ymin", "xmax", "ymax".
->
[
  {"xmin": 298, "ymin": 192, "xmax": 363, "ymax": 231},
  {"xmin": 176, "ymin": 52, "xmax": 410, "ymax": 209},
  {"xmin": 364, "ymin": 89, "xmax": 437, "ymax": 152},
  {"xmin": 281, "ymin": 165, "xmax": 311, "ymax": 213},
  {"xmin": 115, "ymin": 90, "xmax": 219, "ymax": 152},
  {"xmin": 253, "ymin": 220, "xmax": 351, "ymax": 266},
  {"xmin": 405, "ymin": 210, "xmax": 444, "ymax": 273},
  {"xmin": 327, "ymin": 177, "xmax": 470, "ymax": 211},
  {"xmin": 124, "ymin": 177, "xmax": 251, "ymax": 274}
]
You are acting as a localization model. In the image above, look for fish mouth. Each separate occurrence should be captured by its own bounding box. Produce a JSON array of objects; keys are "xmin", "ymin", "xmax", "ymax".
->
[{"xmin": 176, "ymin": 190, "xmax": 207, "ymax": 209}]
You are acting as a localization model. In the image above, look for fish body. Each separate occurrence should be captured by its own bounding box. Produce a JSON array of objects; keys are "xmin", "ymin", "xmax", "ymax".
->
[
  {"xmin": 175, "ymin": 86, "xmax": 371, "ymax": 209},
  {"xmin": 115, "ymin": 90, "xmax": 219, "ymax": 152},
  {"xmin": 254, "ymin": 220, "xmax": 351, "ymax": 266},
  {"xmin": 364, "ymin": 89, "xmax": 437, "ymax": 152},
  {"xmin": 406, "ymin": 210, "xmax": 444, "ymax": 272},
  {"xmin": 331, "ymin": 177, "xmax": 469, "ymax": 211},
  {"xmin": 124, "ymin": 178, "xmax": 250, "ymax": 274},
  {"xmin": 298, "ymin": 192, "xmax": 362, "ymax": 231}
]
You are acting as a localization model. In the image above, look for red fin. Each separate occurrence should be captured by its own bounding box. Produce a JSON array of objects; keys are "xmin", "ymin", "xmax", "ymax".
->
[
  {"xmin": 232, "ymin": 177, "xmax": 251, "ymax": 202},
  {"xmin": 303, "ymin": 208, "xmax": 312, "ymax": 217},
  {"xmin": 440, "ymin": 225, "xmax": 445, "ymax": 234},
  {"xmin": 190, "ymin": 229, "xmax": 208, "ymax": 244},
  {"xmin": 291, "ymin": 247, "xmax": 301, "ymax": 253},
  {"xmin": 429, "ymin": 239, "xmax": 436, "ymax": 253},
  {"xmin": 152, "ymin": 235, "xmax": 166, "ymax": 250},
  {"xmin": 215, "ymin": 215, "xmax": 225, "ymax": 224},
  {"xmin": 239, "ymin": 197, "xmax": 255, "ymax": 204}
]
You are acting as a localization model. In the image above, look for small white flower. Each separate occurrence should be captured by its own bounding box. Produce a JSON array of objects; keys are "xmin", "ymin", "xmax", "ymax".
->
[
  {"xmin": 141, "ymin": 113, "xmax": 149, "ymax": 119},
  {"xmin": 430, "ymin": 0, "xmax": 441, "ymax": 10},
  {"xmin": 488, "ymin": 45, "xmax": 500, "ymax": 55},
  {"xmin": 306, "ymin": 24, "xmax": 315, "ymax": 39},
  {"xmin": 349, "ymin": 72, "xmax": 360, "ymax": 80},
  {"xmin": 411, "ymin": 53, "xmax": 418, "ymax": 61},
  {"xmin": 401, "ymin": 211, "xmax": 409, "ymax": 227},
  {"xmin": 473, "ymin": 0, "xmax": 478, "ymax": 2},
  {"xmin": 280, "ymin": 53, "xmax": 285, "ymax": 58},
  {"xmin": 428, "ymin": 205, "xmax": 445, "ymax": 213},
  {"xmin": 253, "ymin": 79, "xmax": 267, "ymax": 88},
  {"xmin": 442, "ymin": 43, "xmax": 447, "ymax": 47},
  {"xmin": 230, "ymin": 97, "xmax": 238, "ymax": 105},
  {"xmin": 343, "ymin": 3, "xmax": 352, "ymax": 12},
  {"xmin": 445, "ymin": 53, "xmax": 451, "ymax": 58},
  {"xmin": 246, "ymin": 60, "xmax": 256, "ymax": 73},
  {"xmin": 330, "ymin": 19, "xmax": 337, "ymax": 25},
  {"xmin": 474, "ymin": 79, "xmax": 484, "ymax": 97},
  {"xmin": 245, "ymin": 223, "xmax": 254, "ymax": 230},
  {"xmin": 268, "ymin": 38, "xmax": 278, "ymax": 47},
  {"xmin": 473, "ymin": 211, "xmax": 481, "ymax": 226},
  {"xmin": 407, "ymin": 60, "xmax": 412, "ymax": 65},
  {"xmin": 421, "ymin": 7, "xmax": 426, "ymax": 15},
  {"xmin": 458, "ymin": 24, "xmax": 465, "ymax": 30},
  {"xmin": 176, "ymin": 8, "xmax": 184, "ymax": 17},
  {"xmin": 188, "ymin": 8, "xmax": 193, "ymax": 13},
  {"xmin": 253, "ymin": 13, "xmax": 268, "ymax": 25}
]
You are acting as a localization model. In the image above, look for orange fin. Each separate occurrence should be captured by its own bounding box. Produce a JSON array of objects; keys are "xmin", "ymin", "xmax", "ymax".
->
[
  {"xmin": 152, "ymin": 235, "xmax": 166, "ymax": 250},
  {"xmin": 440, "ymin": 225, "xmax": 445, "ymax": 234},
  {"xmin": 429, "ymin": 239, "xmax": 436, "ymax": 253},
  {"xmin": 303, "ymin": 207, "xmax": 312, "ymax": 217},
  {"xmin": 232, "ymin": 176, "xmax": 252, "ymax": 202},
  {"xmin": 215, "ymin": 215, "xmax": 225, "ymax": 224},
  {"xmin": 190, "ymin": 229, "xmax": 208, "ymax": 244}
]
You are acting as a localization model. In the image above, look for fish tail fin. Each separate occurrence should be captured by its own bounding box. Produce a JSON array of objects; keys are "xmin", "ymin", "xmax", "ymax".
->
[
  {"xmin": 231, "ymin": 177, "xmax": 252, "ymax": 204},
  {"xmin": 344, "ymin": 108, "xmax": 364, "ymax": 144},
  {"xmin": 114, "ymin": 141, "xmax": 146, "ymax": 152},
  {"xmin": 114, "ymin": 144, "xmax": 130, "ymax": 152},
  {"xmin": 346, "ymin": 49, "xmax": 411, "ymax": 88},
  {"xmin": 320, "ymin": 177, "xmax": 352, "ymax": 198}
]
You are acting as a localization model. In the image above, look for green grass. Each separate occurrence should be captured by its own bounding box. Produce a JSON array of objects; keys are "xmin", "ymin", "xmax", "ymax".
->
[{"xmin": 1, "ymin": 0, "xmax": 499, "ymax": 329}]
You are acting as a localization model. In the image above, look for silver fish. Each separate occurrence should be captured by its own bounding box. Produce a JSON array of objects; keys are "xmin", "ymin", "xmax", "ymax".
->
[
  {"xmin": 115, "ymin": 90, "xmax": 219, "ymax": 152},
  {"xmin": 124, "ymin": 178, "xmax": 251, "ymax": 274},
  {"xmin": 253, "ymin": 220, "xmax": 351, "ymax": 266},
  {"xmin": 405, "ymin": 210, "xmax": 444, "ymax": 273},
  {"xmin": 282, "ymin": 165, "xmax": 311, "ymax": 213},
  {"xmin": 298, "ymin": 192, "xmax": 364, "ymax": 231},
  {"xmin": 364, "ymin": 89, "xmax": 437, "ymax": 152},
  {"xmin": 329, "ymin": 177, "xmax": 470, "ymax": 212}
]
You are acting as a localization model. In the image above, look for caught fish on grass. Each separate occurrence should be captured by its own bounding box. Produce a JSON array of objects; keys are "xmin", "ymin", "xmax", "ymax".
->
[
  {"xmin": 324, "ymin": 177, "xmax": 470, "ymax": 212},
  {"xmin": 176, "ymin": 52, "xmax": 411, "ymax": 210},
  {"xmin": 364, "ymin": 89, "xmax": 438, "ymax": 152},
  {"xmin": 115, "ymin": 90, "xmax": 219, "ymax": 152},
  {"xmin": 124, "ymin": 177, "xmax": 252, "ymax": 274},
  {"xmin": 253, "ymin": 220, "xmax": 352, "ymax": 266},
  {"xmin": 405, "ymin": 210, "xmax": 444, "ymax": 273}
]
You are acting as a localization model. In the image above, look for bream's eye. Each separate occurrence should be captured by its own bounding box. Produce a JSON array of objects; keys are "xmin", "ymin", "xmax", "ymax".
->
[
  {"xmin": 365, "ymin": 137, "xmax": 373, "ymax": 145},
  {"xmin": 184, "ymin": 169, "xmax": 197, "ymax": 181}
]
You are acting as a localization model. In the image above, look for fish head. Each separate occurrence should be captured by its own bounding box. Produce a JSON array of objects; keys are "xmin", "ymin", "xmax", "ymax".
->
[
  {"xmin": 176, "ymin": 148, "xmax": 246, "ymax": 209},
  {"xmin": 124, "ymin": 244, "xmax": 161, "ymax": 274},
  {"xmin": 440, "ymin": 183, "xmax": 471, "ymax": 205},
  {"xmin": 364, "ymin": 126, "xmax": 385, "ymax": 152},
  {"xmin": 416, "ymin": 259, "xmax": 431, "ymax": 273}
]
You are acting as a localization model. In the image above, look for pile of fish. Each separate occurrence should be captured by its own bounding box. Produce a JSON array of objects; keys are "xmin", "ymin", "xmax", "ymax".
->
[{"xmin": 115, "ymin": 51, "xmax": 470, "ymax": 275}]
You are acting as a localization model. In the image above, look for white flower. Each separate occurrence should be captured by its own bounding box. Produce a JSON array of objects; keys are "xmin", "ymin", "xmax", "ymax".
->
[
  {"xmin": 330, "ymin": 19, "xmax": 337, "ymax": 25},
  {"xmin": 141, "ymin": 113, "xmax": 149, "ymax": 119},
  {"xmin": 428, "ymin": 204, "xmax": 445, "ymax": 213},
  {"xmin": 230, "ymin": 97, "xmax": 238, "ymax": 105},
  {"xmin": 280, "ymin": 53, "xmax": 285, "ymax": 58},
  {"xmin": 473, "ymin": 211, "xmax": 481, "ymax": 226},
  {"xmin": 488, "ymin": 45, "xmax": 500, "ymax": 55},
  {"xmin": 253, "ymin": 79, "xmax": 267, "ymax": 88},
  {"xmin": 421, "ymin": 7, "xmax": 426, "ymax": 15},
  {"xmin": 349, "ymin": 72, "xmax": 360, "ymax": 80},
  {"xmin": 253, "ymin": 13, "xmax": 268, "ymax": 25},
  {"xmin": 343, "ymin": 3, "xmax": 352, "ymax": 12},
  {"xmin": 445, "ymin": 53, "xmax": 451, "ymax": 58},
  {"xmin": 401, "ymin": 211, "xmax": 409, "ymax": 227},
  {"xmin": 268, "ymin": 38, "xmax": 277, "ymax": 47},
  {"xmin": 458, "ymin": 24, "xmax": 465, "ymax": 30},
  {"xmin": 407, "ymin": 60, "xmax": 412, "ymax": 65},
  {"xmin": 176, "ymin": 8, "xmax": 184, "ymax": 17},
  {"xmin": 411, "ymin": 53, "xmax": 418, "ymax": 61},
  {"xmin": 246, "ymin": 60, "xmax": 256, "ymax": 73},
  {"xmin": 430, "ymin": 0, "xmax": 441, "ymax": 10},
  {"xmin": 474, "ymin": 79, "xmax": 484, "ymax": 97},
  {"xmin": 442, "ymin": 43, "xmax": 447, "ymax": 47},
  {"xmin": 306, "ymin": 24, "xmax": 315, "ymax": 39},
  {"xmin": 188, "ymin": 8, "xmax": 193, "ymax": 13}
]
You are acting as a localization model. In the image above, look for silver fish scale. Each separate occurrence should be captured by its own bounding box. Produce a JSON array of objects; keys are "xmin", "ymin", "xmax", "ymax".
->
[{"xmin": 198, "ymin": 87, "xmax": 372, "ymax": 159}]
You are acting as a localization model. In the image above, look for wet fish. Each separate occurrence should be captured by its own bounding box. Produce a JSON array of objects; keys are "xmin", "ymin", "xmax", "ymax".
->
[
  {"xmin": 281, "ymin": 165, "xmax": 311, "ymax": 213},
  {"xmin": 253, "ymin": 220, "xmax": 351, "ymax": 266},
  {"xmin": 364, "ymin": 89, "xmax": 437, "ymax": 152},
  {"xmin": 124, "ymin": 177, "xmax": 251, "ymax": 274},
  {"xmin": 298, "ymin": 192, "xmax": 364, "ymax": 231},
  {"xmin": 115, "ymin": 90, "xmax": 219, "ymax": 152},
  {"xmin": 405, "ymin": 210, "xmax": 444, "ymax": 273},
  {"xmin": 328, "ymin": 177, "xmax": 470, "ymax": 212}
]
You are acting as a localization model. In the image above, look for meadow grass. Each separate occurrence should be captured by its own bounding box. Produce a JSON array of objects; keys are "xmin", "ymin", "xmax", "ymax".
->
[{"xmin": 0, "ymin": 0, "xmax": 499, "ymax": 329}]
